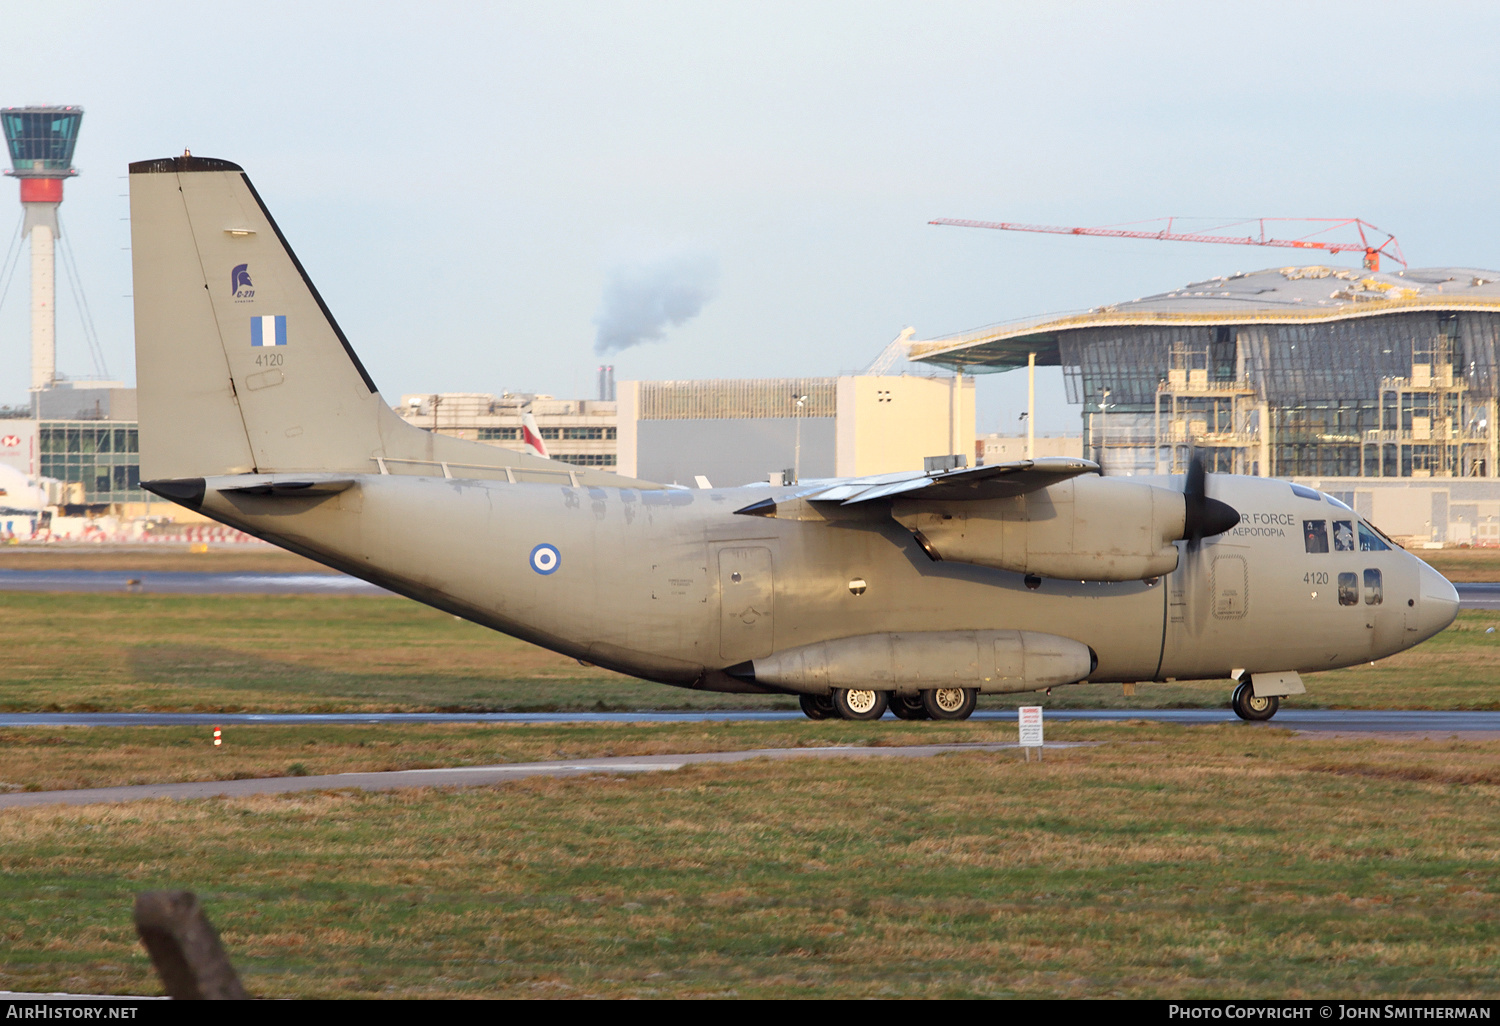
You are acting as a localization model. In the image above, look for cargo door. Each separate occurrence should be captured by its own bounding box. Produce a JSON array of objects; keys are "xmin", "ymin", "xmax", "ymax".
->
[{"xmin": 719, "ymin": 546, "xmax": 774, "ymax": 661}]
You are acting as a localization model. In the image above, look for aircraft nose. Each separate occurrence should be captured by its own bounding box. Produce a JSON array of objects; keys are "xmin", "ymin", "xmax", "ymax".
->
[{"xmin": 1415, "ymin": 561, "xmax": 1460, "ymax": 639}]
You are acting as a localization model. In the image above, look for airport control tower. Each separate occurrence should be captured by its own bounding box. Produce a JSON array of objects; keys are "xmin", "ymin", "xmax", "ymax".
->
[{"xmin": 2, "ymin": 106, "xmax": 82, "ymax": 396}]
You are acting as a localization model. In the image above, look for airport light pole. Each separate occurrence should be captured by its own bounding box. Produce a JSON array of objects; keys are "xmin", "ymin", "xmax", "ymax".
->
[
  {"xmin": 1099, "ymin": 387, "xmax": 1113, "ymax": 473},
  {"xmin": 792, "ymin": 393, "xmax": 808, "ymax": 484}
]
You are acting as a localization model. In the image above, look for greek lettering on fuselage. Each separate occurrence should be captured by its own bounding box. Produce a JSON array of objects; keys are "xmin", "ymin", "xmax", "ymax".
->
[{"xmin": 1228, "ymin": 511, "xmax": 1295, "ymax": 538}]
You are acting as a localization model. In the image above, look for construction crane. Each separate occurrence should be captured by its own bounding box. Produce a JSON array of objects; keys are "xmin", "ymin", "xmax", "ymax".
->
[{"xmin": 929, "ymin": 216, "xmax": 1406, "ymax": 272}]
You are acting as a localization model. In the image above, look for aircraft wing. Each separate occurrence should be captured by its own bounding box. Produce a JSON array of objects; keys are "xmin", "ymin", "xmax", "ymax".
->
[{"xmin": 802, "ymin": 457, "xmax": 1097, "ymax": 504}]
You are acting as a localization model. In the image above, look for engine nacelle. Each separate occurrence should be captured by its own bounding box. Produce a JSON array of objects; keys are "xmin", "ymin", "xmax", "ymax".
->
[
  {"xmin": 737, "ymin": 629, "xmax": 1095, "ymax": 695},
  {"xmin": 892, "ymin": 475, "xmax": 1186, "ymax": 581}
]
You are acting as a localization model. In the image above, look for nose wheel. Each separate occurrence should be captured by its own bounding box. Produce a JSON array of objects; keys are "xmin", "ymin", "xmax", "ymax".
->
[{"xmin": 1231, "ymin": 680, "xmax": 1280, "ymax": 721}]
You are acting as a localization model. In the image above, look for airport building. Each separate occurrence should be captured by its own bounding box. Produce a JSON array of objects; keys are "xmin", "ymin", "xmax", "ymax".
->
[
  {"xmin": 0, "ymin": 105, "xmax": 154, "ymax": 516},
  {"xmin": 0, "ymin": 387, "xmax": 145, "ymax": 506},
  {"xmin": 615, "ymin": 374, "xmax": 974, "ymax": 486},
  {"xmin": 976, "ymin": 433, "xmax": 1082, "ymax": 465},
  {"xmin": 910, "ymin": 265, "xmax": 1500, "ymax": 480},
  {"xmin": 399, "ymin": 375, "xmax": 974, "ymax": 488},
  {"xmin": 395, "ymin": 393, "xmax": 621, "ymax": 468}
]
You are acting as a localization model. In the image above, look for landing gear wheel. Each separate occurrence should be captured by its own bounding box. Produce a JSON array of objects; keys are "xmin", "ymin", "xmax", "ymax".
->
[
  {"xmin": 922, "ymin": 687, "xmax": 977, "ymax": 721},
  {"xmin": 833, "ymin": 688, "xmax": 889, "ymax": 721},
  {"xmin": 890, "ymin": 694, "xmax": 930, "ymax": 720},
  {"xmin": 1231, "ymin": 680, "xmax": 1279, "ymax": 721},
  {"xmin": 799, "ymin": 694, "xmax": 837, "ymax": 720}
]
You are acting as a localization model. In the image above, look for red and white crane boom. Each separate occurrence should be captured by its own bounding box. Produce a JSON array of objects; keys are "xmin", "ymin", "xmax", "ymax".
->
[{"xmin": 929, "ymin": 216, "xmax": 1406, "ymax": 272}]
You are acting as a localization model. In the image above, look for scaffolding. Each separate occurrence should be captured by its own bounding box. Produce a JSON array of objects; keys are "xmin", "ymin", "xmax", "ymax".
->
[
  {"xmin": 1366, "ymin": 328, "xmax": 1499, "ymax": 478},
  {"xmin": 1152, "ymin": 340, "xmax": 1265, "ymax": 475}
]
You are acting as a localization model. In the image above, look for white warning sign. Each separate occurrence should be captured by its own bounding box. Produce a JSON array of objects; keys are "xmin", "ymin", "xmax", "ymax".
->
[{"xmin": 1018, "ymin": 705, "xmax": 1044, "ymax": 747}]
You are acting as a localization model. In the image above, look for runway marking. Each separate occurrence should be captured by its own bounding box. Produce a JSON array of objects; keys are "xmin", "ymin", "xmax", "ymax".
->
[{"xmin": 0, "ymin": 743, "xmax": 1092, "ymax": 809}]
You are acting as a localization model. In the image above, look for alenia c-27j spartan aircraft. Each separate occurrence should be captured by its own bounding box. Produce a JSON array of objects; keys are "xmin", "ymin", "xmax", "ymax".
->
[{"xmin": 129, "ymin": 156, "xmax": 1461, "ymax": 722}]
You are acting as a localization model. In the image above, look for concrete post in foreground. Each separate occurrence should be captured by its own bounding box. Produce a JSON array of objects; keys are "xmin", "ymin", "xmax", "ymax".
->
[{"xmin": 133, "ymin": 890, "xmax": 248, "ymax": 1000}]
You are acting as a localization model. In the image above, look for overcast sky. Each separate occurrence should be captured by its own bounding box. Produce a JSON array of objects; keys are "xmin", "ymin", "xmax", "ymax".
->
[{"xmin": 2, "ymin": 2, "xmax": 1498, "ymax": 434}]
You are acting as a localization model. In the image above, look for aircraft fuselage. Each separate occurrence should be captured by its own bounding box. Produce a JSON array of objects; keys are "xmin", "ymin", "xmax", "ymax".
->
[{"xmin": 188, "ymin": 470, "xmax": 1459, "ymax": 696}]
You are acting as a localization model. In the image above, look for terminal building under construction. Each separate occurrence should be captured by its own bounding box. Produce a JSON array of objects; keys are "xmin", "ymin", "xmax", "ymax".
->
[{"xmin": 910, "ymin": 265, "xmax": 1500, "ymax": 482}]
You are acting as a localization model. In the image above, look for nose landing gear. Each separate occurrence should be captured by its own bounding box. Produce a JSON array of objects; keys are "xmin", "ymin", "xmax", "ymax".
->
[{"xmin": 1231, "ymin": 679, "xmax": 1280, "ymax": 721}]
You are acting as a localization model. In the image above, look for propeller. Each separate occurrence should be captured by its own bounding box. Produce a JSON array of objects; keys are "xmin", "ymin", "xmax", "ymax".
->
[{"xmin": 1181, "ymin": 451, "xmax": 1240, "ymax": 548}]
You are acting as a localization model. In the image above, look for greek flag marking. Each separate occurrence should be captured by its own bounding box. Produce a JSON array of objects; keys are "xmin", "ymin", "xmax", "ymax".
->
[{"xmin": 251, "ymin": 315, "xmax": 287, "ymax": 347}]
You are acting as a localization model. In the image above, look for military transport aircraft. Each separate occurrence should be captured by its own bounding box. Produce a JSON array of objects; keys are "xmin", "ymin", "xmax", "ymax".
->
[{"xmin": 128, "ymin": 155, "xmax": 1461, "ymax": 722}]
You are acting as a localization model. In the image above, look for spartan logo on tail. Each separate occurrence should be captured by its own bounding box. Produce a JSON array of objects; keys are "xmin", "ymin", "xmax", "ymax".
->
[{"xmin": 231, "ymin": 263, "xmax": 254, "ymax": 300}]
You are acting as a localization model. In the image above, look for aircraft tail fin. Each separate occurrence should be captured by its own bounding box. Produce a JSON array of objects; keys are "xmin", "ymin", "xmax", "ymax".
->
[
  {"xmin": 129, "ymin": 155, "xmax": 646, "ymax": 487},
  {"xmin": 521, "ymin": 410, "xmax": 549, "ymax": 459}
]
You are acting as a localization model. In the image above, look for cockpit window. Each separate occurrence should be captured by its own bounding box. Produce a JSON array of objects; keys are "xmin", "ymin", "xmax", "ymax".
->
[
  {"xmin": 1358, "ymin": 522, "xmax": 1391, "ymax": 552},
  {"xmin": 1333, "ymin": 520, "xmax": 1355, "ymax": 551},
  {"xmin": 1304, "ymin": 520, "xmax": 1329, "ymax": 553},
  {"xmin": 1326, "ymin": 494, "xmax": 1354, "ymax": 511},
  {"xmin": 1290, "ymin": 484, "xmax": 1322, "ymax": 501}
]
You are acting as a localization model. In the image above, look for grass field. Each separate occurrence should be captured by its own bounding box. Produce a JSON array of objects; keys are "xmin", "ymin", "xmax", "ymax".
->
[
  {"xmin": 1417, "ymin": 547, "xmax": 1500, "ymax": 582},
  {"xmin": 0, "ymin": 722, "xmax": 1494, "ymax": 998},
  {"xmin": 0, "ymin": 561, "xmax": 1495, "ymax": 999},
  {"xmin": 0, "ymin": 720, "xmax": 1035, "ymax": 792},
  {"xmin": 0, "ymin": 591, "xmax": 1496, "ymax": 713}
]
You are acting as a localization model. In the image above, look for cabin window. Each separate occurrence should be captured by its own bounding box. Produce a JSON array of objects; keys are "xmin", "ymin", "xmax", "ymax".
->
[
  {"xmin": 1333, "ymin": 520, "xmax": 1355, "ymax": 551},
  {"xmin": 1303, "ymin": 520, "xmax": 1329, "ymax": 553},
  {"xmin": 1358, "ymin": 522, "xmax": 1391, "ymax": 551},
  {"xmin": 1364, "ymin": 568, "xmax": 1383, "ymax": 605},
  {"xmin": 1338, "ymin": 572, "xmax": 1359, "ymax": 606}
]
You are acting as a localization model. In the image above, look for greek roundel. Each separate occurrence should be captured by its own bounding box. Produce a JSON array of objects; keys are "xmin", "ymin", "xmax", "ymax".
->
[{"xmin": 530, "ymin": 543, "xmax": 561, "ymax": 575}]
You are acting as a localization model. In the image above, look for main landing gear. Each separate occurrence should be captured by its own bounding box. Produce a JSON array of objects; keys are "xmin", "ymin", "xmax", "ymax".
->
[
  {"xmin": 833, "ymin": 688, "xmax": 889, "ymax": 721},
  {"xmin": 798, "ymin": 694, "xmax": 836, "ymax": 720},
  {"xmin": 1231, "ymin": 679, "xmax": 1279, "ymax": 721},
  {"xmin": 800, "ymin": 688, "xmax": 978, "ymax": 722},
  {"xmin": 890, "ymin": 694, "xmax": 930, "ymax": 720}
]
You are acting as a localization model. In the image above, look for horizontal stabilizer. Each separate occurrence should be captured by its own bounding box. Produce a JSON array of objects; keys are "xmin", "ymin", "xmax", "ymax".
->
[{"xmin": 217, "ymin": 477, "xmax": 357, "ymax": 497}]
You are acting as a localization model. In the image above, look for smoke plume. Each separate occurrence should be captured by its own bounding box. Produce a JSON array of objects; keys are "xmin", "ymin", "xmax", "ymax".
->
[{"xmin": 593, "ymin": 250, "xmax": 719, "ymax": 354}]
